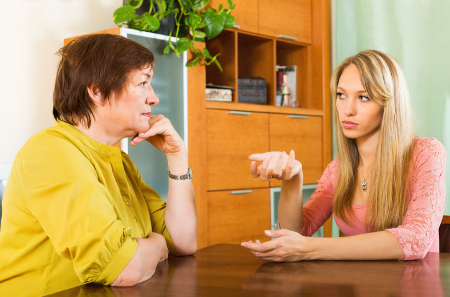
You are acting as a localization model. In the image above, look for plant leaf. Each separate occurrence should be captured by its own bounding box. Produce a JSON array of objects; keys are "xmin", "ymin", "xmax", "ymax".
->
[
  {"xmin": 192, "ymin": 30, "xmax": 206, "ymax": 38},
  {"xmin": 113, "ymin": 5, "xmax": 139, "ymax": 25},
  {"xmin": 179, "ymin": 0, "xmax": 192, "ymax": 11},
  {"xmin": 139, "ymin": 12, "xmax": 161, "ymax": 31},
  {"xmin": 192, "ymin": 0, "xmax": 210, "ymax": 11},
  {"xmin": 186, "ymin": 12, "xmax": 203, "ymax": 29},
  {"xmin": 127, "ymin": 0, "xmax": 144, "ymax": 9},
  {"xmin": 223, "ymin": 13, "xmax": 235, "ymax": 29},
  {"xmin": 227, "ymin": 0, "xmax": 235, "ymax": 10},
  {"xmin": 187, "ymin": 55, "xmax": 202, "ymax": 67},
  {"xmin": 202, "ymin": 48, "xmax": 212, "ymax": 59},
  {"xmin": 153, "ymin": 0, "xmax": 167, "ymax": 14},
  {"xmin": 176, "ymin": 37, "xmax": 193, "ymax": 53},
  {"xmin": 213, "ymin": 57, "xmax": 223, "ymax": 72},
  {"xmin": 204, "ymin": 9, "xmax": 225, "ymax": 39},
  {"xmin": 204, "ymin": 52, "xmax": 222, "ymax": 72}
]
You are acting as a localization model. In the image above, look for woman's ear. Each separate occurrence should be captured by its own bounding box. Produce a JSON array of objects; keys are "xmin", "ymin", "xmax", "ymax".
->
[{"xmin": 86, "ymin": 85, "xmax": 104, "ymax": 107}]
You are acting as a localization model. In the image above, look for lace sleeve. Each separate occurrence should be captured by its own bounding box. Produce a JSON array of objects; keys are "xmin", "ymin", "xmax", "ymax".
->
[
  {"xmin": 386, "ymin": 138, "xmax": 447, "ymax": 260},
  {"xmin": 301, "ymin": 158, "xmax": 338, "ymax": 236}
]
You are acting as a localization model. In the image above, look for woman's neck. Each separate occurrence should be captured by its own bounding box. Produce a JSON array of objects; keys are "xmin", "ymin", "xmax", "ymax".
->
[
  {"xmin": 356, "ymin": 129, "xmax": 380, "ymax": 169},
  {"xmin": 75, "ymin": 121, "xmax": 122, "ymax": 147}
]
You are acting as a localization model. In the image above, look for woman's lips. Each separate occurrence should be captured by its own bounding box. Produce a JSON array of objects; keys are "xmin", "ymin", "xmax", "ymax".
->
[
  {"xmin": 342, "ymin": 121, "xmax": 358, "ymax": 128},
  {"xmin": 142, "ymin": 112, "xmax": 151, "ymax": 117}
]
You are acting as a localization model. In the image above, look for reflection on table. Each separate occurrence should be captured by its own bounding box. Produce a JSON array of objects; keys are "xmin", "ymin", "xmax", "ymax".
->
[{"xmin": 49, "ymin": 244, "xmax": 449, "ymax": 297}]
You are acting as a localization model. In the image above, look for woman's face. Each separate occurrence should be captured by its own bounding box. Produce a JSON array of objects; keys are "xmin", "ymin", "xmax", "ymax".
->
[
  {"xmin": 106, "ymin": 66, "xmax": 159, "ymax": 137},
  {"xmin": 335, "ymin": 64, "xmax": 383, "ymax": 141}
]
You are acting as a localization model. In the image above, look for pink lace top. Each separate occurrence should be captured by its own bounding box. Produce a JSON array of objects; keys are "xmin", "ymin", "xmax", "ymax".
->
[{"xmin": 301, "ymin": 138, "xmax": 446, "ymax": 260}]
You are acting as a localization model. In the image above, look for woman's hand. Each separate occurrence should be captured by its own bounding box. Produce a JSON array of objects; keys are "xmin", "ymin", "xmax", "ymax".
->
[
  {"xmin": 241, "ymin": 229, "xmax": 313, "ymax": 262},
  {"xmin": 130, "ymin": 115, "xmax": 185, "ymax": 157},
  {"xmin": 249, "ymin": 150, "xmax": 302, "ymax": 181}
]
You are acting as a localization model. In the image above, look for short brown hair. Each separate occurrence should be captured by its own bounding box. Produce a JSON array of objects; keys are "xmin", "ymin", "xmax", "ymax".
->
[{"xmin": 53, "ymin": 34, "xmax": 155, "ymax": 127}]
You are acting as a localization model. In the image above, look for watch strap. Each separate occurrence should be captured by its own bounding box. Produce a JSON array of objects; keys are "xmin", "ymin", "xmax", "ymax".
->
[{"xmin": 168, "ymin": 167, "xmax": 193, "ymax": 180}]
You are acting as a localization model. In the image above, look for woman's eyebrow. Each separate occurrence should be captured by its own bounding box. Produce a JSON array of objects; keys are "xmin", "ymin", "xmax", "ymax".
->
[{"xmin": 337, "ymin": 86, "xmax": 367, "ymax": 93}]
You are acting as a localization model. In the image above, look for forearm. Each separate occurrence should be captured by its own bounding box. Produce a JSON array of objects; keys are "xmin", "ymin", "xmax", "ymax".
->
[
  {"xmin": 112, "ymin": 237, "xmax": 162, "ymax": 286},
  {"xmin": 278, "ymin": 173, "xmax": 304, "ymax": 233},
  {"xmin": 309, "ymin": 230, "xmax": 405, "ymax": 260},
  {"xmin": 165, "ymin": 150, "xmax": 197, "ymax": 256}
]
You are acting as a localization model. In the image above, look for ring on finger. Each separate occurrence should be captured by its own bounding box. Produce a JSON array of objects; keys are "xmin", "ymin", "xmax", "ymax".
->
[{"xmin": 268, "ymin": 176, "xmax": 272, "ymax": 181}]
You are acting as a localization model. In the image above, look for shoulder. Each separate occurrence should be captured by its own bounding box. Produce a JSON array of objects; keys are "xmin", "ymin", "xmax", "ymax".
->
[
  {"xmin": 324, "ymin": 157, "xmax": 339, "ymax": 176},
  {"xmin": 17, "ymin": 125, "xmax": 97, "ymax": 184},
  {"xmin": 412, "ymin": 138, "xmax": 446, "ymax": 165},
  {"xmin": 317, "ymin": 157, "xmax": 339, "ymax": 191}
]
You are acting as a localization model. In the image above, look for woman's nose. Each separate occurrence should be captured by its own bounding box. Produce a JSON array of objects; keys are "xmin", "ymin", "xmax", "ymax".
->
[
  {"xmin": 146, "ymin": 86, "xmax": 159, "ymax": 105},
  {"xmin": 344, "ymin": 98, "xmax": 356, "ymax": 117}
]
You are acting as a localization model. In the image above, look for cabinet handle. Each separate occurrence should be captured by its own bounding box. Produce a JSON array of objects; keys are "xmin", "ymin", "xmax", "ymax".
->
[
  {"xmin": 279, "ymin": 34, "xmax": 297, "ymax": 41},
  {"xmin": 230, "ymin": 190, "xmax": 253, "ymax": 195},
  {"xmin": 229, "ymin": 111, "xmax": 251, "ymax": 116},
  {"xmin": 233, "ymin": 24, "xmax": 241, "ymax": 29},
  {"xmin": 289, "ymin": 115, "xmax": 308, "ymax": 119}
]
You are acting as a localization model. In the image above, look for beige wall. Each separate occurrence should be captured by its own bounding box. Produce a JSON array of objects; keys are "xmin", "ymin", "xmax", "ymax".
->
[{"xmin": 0, "ymin": 0, "xmax": 122, "ymax": 163}]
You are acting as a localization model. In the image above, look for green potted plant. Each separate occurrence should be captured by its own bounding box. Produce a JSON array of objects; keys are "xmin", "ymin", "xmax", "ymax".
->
[{"xmin": 114, "ymin": 0, "xmax": 236, "ymax": 71}]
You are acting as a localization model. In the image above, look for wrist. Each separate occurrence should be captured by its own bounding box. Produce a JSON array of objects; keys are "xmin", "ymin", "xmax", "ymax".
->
[
  {"xmin": 281, "ymin": 172, "xmax": 302, "ymax": 189},
  {"xmin": 306, "ymin": 236, "xmax": 321, "ymax": 260},
  {"xmin": 166, "ymin": 150, "xmax": 188, "ymax": 175}
]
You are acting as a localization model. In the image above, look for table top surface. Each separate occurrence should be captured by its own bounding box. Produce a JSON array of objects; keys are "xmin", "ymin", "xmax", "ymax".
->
[{"xmin": 50, "ymin": 244, "xmax": 450, "ymax": 297}]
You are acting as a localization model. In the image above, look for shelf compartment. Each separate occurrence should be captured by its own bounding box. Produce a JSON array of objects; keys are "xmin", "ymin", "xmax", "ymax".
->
[
  {"xmin": 276, "ymin": 40, "xmax": 309, "ymax": 109},
  {"xmin": 205, "ymin": 30, "xmax": 237, "ymax": 101},
  {"xmin": 237, "ymin": 32, "xmax": 275, "ymax": 105}
]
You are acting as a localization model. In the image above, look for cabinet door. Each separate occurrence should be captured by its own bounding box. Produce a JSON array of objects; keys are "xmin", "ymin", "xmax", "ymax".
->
[
  {"xmin": 259, "ymin": 0, "xmax": 312, "ymax": 44},
  {"xmin": 210, "ymin": 0, "xmax": 259, "ymax": 34},
  {"xmin": 207, "ymin": 109, "xmax": 269, "ymax": 191},
  {"xmin": 207, "ymin": 188, "xmax": 271, "ymax": 245},
  {"xmin": 269, "ymin": 114, "xmax": 322, "ymax": 186}
]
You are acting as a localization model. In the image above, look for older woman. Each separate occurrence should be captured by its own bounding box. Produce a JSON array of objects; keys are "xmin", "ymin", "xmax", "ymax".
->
[{"xmin": 0, "ymin": 34, "xmax": 196, "ymax": 296}]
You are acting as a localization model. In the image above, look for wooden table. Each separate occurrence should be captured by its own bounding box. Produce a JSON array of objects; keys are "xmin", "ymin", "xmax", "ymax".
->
[{"xmin": 50, "ymin": 244, "xmax": 450, "ymax": 297}]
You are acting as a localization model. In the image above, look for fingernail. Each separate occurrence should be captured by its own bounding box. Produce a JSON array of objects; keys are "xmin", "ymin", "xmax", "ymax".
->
[
  {"xmin": 241, "ymin": 243, "xmax": 246, "ymax": 247},
  {"xmin": 290, "ymin": 150, "xmax": 294, "ymax": 154},
  {"xmin": 265, "ymin": 230, "xmax": 272, "ymax": 236}
]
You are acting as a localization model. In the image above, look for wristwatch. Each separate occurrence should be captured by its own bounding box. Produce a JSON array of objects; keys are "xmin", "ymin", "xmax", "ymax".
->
[{"xmin": 168, "ymin": 167, "xmax": 193, "ymax": 180}]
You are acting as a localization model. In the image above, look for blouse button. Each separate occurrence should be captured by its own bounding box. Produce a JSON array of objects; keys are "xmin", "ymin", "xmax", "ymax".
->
[
  {"xmin": 134, "ymin": 217, "xmax": 138, "ymax": 222},
  {"xmin": 127, "ymin": 201, "xmax": 131, "ymax": 206}
]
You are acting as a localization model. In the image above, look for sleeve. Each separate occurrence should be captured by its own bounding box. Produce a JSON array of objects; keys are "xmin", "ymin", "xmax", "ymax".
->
[
  {"xmin": 300, "ymin": 159, "xmax": 338, "ymax": 236},
  {"xmin": 122, "ymin": 154, "xmax": 176, "ymax": 256},
  {"xmin": 386, "ymin": 139, "xmax": 447, "ymax": 260},
  {"xmin": 139, "ymin": 181, "xmax": 177, "ymax": 256},
  {"xmin": 23, "ymin": 140, "xmax": 138, "ymax": 285}
]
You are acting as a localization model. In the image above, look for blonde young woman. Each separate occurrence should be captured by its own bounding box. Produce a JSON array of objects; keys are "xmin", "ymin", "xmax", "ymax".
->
[{"xmin": 242, "ymin": 50, "xmax": 446, "ymax": 261}]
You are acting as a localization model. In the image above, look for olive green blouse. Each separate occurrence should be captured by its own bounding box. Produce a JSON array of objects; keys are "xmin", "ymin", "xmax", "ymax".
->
[{"xmin": 0, "ymin": 121, "xmax": 175, "ymax": 296}]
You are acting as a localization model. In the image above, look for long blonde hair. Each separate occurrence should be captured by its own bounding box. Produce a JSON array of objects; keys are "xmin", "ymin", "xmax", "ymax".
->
[{"xmin": 331, "ymin": 50, "xmax": 416, "ymax": 232}]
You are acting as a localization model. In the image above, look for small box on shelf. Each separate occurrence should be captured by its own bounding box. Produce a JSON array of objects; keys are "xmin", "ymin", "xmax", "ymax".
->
[
  {"xmin": 205, "ymin": 84, "xmax": 233, "ymax": 102},
  {"xmin": 237, "ymin": 76, "xmax": 267, "ymax": 105}
]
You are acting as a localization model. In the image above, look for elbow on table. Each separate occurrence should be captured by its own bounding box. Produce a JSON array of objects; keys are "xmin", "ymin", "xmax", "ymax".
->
[
  {"xmin": 405, "ymin": 250, "xmax": 428, "ymax": 261},
  {"xmin": 176, "ymin": 241, "xmax": 197, "ymax": 256},
  {"xmin": 111, "ymin": 267, "xmax": 155, "ymax": 287}
]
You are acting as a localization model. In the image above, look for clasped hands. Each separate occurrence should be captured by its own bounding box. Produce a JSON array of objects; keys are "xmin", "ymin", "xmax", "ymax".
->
[{"xmin": 243, "ymin": 150, "xmax": 312, "ymax": 262}]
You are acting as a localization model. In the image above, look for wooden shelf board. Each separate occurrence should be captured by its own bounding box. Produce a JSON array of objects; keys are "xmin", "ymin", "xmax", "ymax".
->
[{"xmin": 205, "ymin": 101, "xmax": 323, "ymax": 116}]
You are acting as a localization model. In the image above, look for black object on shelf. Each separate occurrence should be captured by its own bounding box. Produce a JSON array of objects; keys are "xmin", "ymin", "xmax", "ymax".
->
[{"xmin": 238, "ymin": 77, "xmax": 267, "ymax": 104}]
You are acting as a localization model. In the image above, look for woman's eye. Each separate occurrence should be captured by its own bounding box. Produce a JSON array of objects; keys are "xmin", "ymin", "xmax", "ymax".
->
[
  {"xmin": 336, "ymin": 93, "xmax": 345, "ymax": 99},
  {"xmin": 140, "ymin": 81, "xmax": 148, "ymax": 86},
  {"xmin": 360, "ymin": 96, "xmax": 370, "ymax": 102}
]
